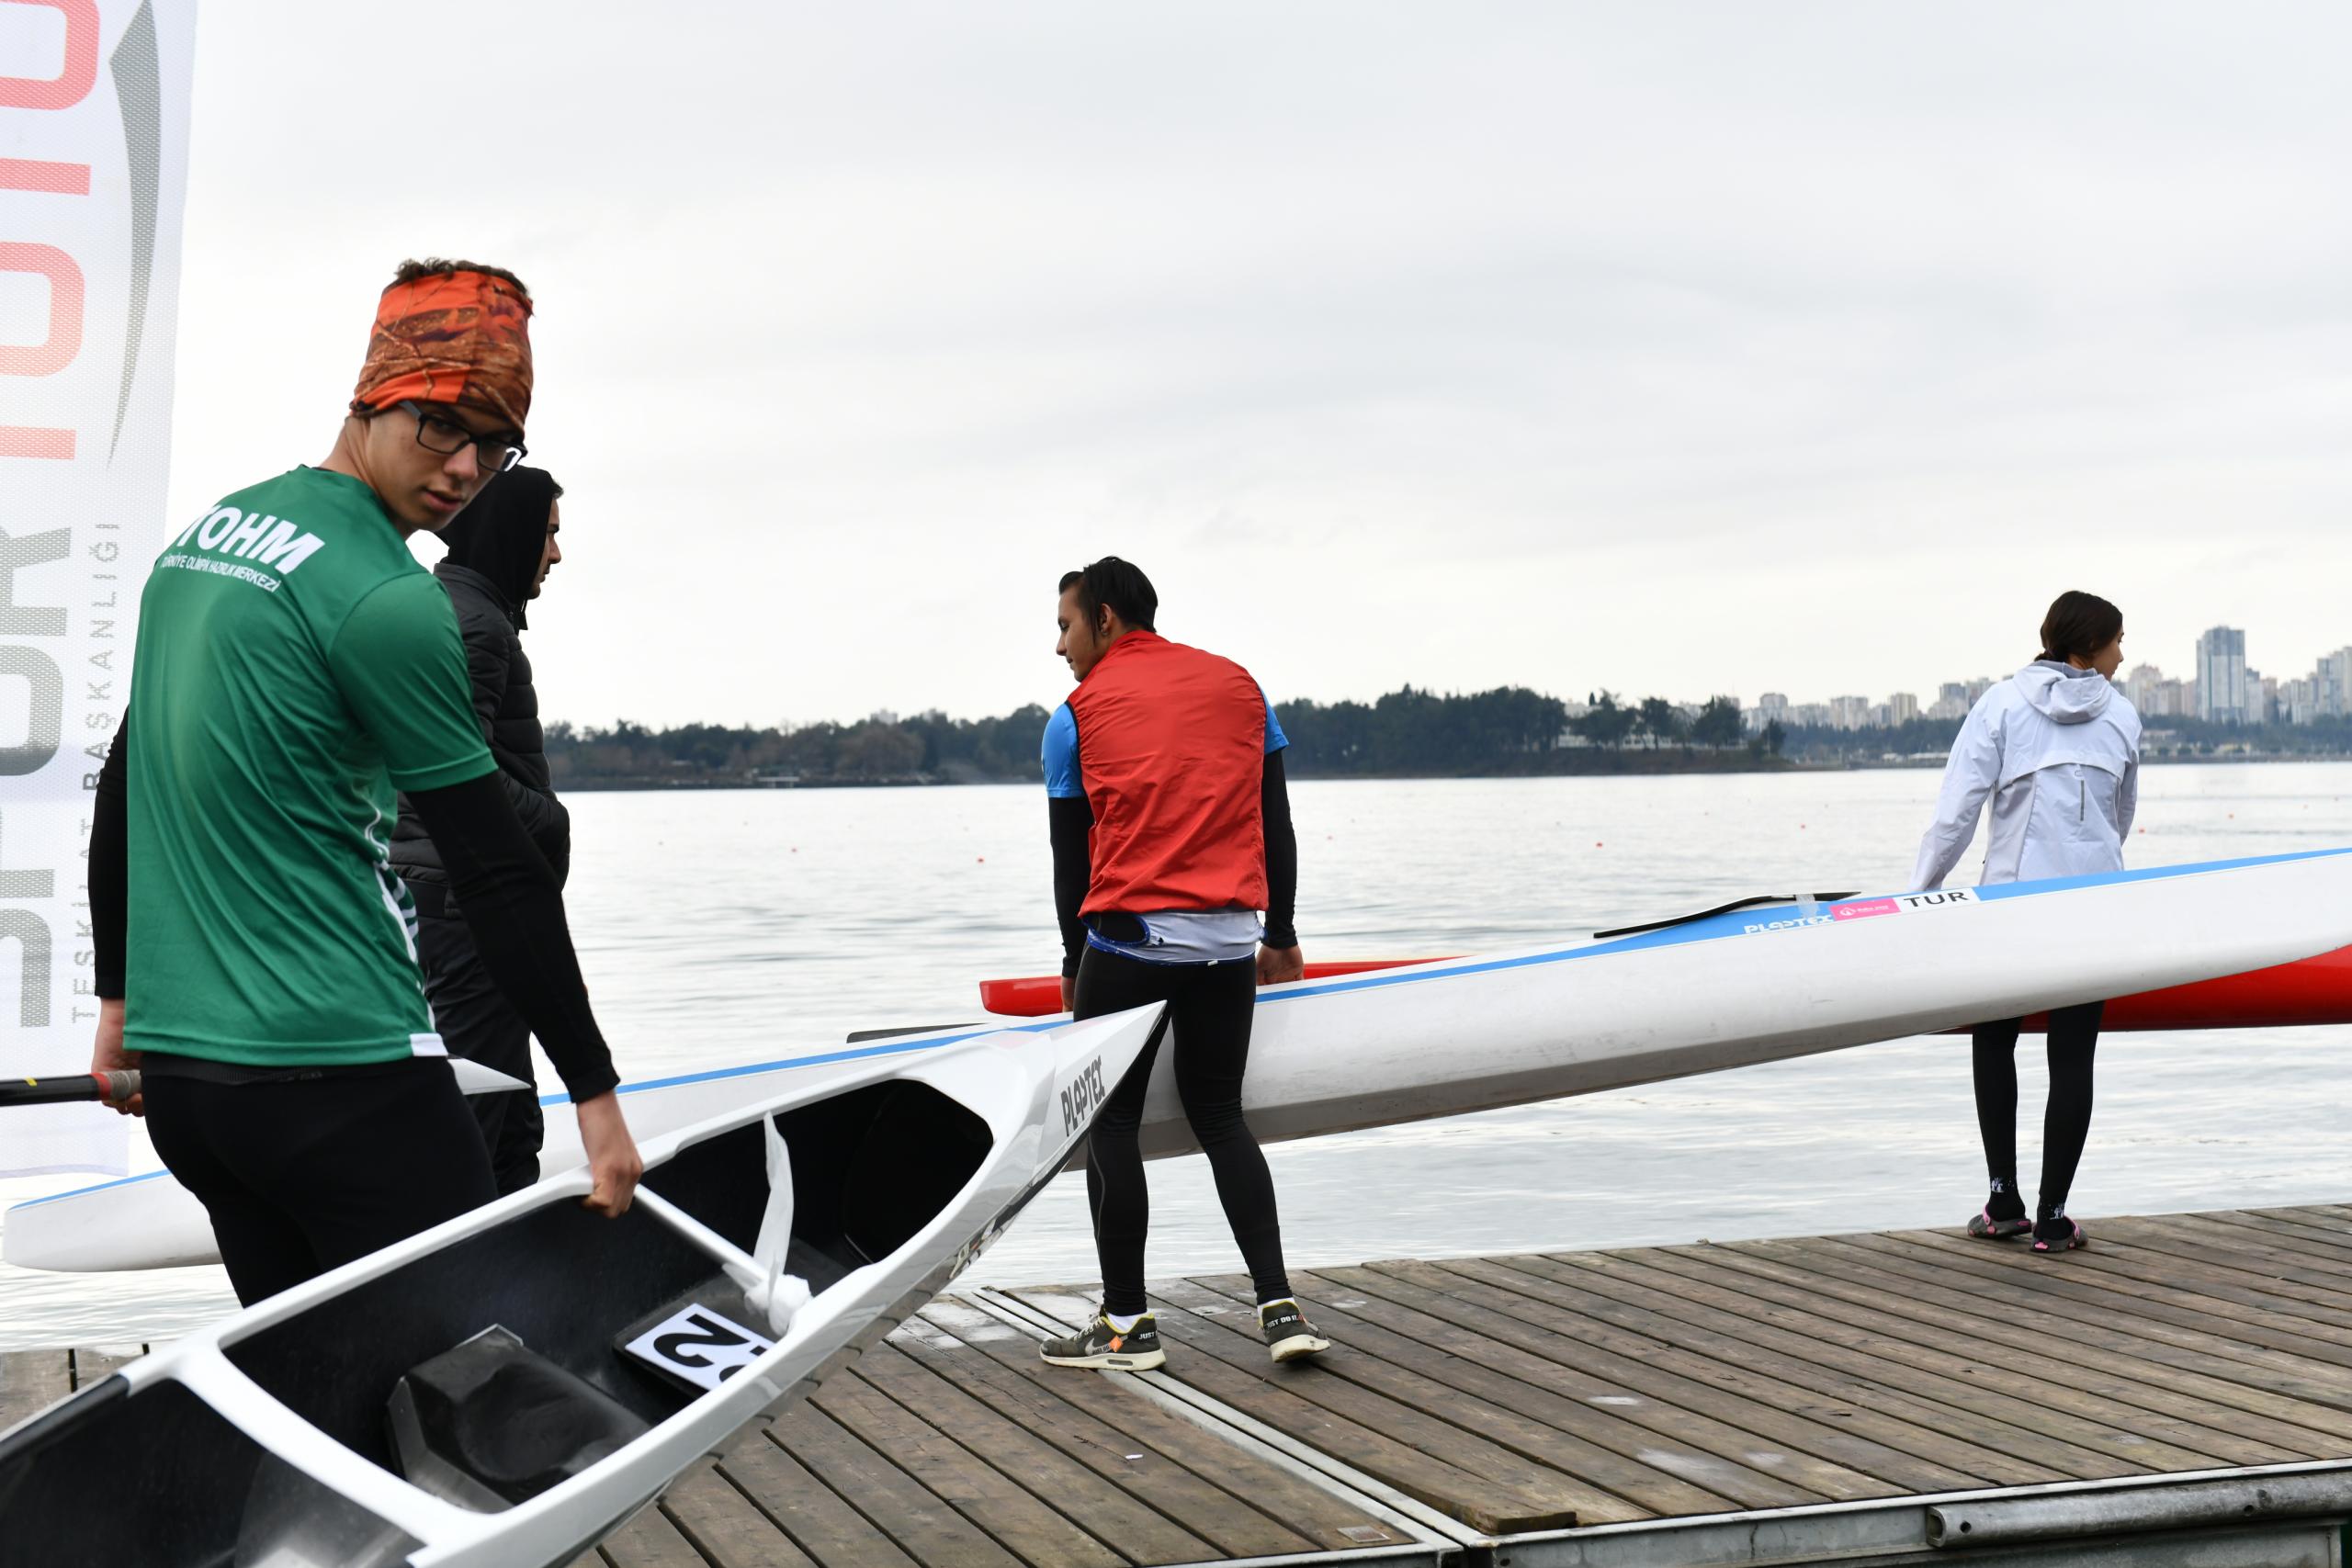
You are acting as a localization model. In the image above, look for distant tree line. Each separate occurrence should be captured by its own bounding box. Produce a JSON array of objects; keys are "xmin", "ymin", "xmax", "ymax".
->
[
  {"xmin": 1281, "ymin": 687, "xmax": 1763, "ymax": 775},
  {"xmin": 543, "ymin": 690, "xmax": 2352, "ymax": 790},
  {"xmin": 545, "ymin": 686, "xmax": 1780, "ymax": 789},
  {"xmin": 544, "ymin": 707, "xmax": 1056, "ymax": 788}
]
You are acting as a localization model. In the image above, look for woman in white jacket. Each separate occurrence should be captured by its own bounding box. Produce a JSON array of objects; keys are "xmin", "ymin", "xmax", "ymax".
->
[{"xmin": 1912, "ymin": 592, "xmax": 2140, "ymax": 1254}]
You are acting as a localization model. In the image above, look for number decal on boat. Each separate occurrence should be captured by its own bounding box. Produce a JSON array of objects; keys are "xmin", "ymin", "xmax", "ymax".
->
[{"xmin": 622, "ymin": 1305, "xmax": 776, "ymax": 1393}]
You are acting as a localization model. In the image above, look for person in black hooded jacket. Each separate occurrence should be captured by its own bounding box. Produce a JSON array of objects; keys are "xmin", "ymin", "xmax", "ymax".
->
[{"xmin": 390, "ymin": 464, "xmax": 569, "ymax": 1192}]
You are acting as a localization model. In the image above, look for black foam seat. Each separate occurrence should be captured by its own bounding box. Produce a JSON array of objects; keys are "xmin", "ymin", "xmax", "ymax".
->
[{"xmin": 389, "ymin": 1325, "xmax": 649, "ymax": 1509}]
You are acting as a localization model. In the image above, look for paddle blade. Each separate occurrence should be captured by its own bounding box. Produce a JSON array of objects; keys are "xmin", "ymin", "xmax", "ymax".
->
[{"xmin": 449, "ymin": 1059, "xmax": 532, "ymax": 1097}]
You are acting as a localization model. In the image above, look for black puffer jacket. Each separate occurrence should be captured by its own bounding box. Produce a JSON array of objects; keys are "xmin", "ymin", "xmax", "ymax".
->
[{"xmin": 391, "ymin": 468, "xmax": 569, "ymax": 890}]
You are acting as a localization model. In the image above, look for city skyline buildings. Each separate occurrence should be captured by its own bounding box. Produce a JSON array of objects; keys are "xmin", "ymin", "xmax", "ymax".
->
[{"xmin": 1741, "ymin": 626, "xmax": 2352, "ymax": 732}]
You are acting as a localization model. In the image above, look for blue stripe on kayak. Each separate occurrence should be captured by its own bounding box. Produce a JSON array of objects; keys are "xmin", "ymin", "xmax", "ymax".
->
[
  {"xmin": 580, "ymin": 1020, "xmax": 1066, "ymax": 1106},
  {"xmin": 17, "ymin": 845, "xmax": 2346, "ymax": 1216},
  {"xmin": 8, "ymin": 1168, "xmax": 172, "ymax": 1209},
  {"xmin": 5, "ymin": 1029, "xmax": 1077, "ymax": 1213},
  {"xmin": 1258, "ymin": 844, "xmax": 2352, "ymax": 1006},
  {"xmin": 1963, "ymin": 846, "xmax": 2351, "ymax": 901}
]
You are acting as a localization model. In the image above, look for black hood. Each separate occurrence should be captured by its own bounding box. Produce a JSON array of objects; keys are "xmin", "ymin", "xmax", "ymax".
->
[{"xmin": 435, "ymin": 465, "xmax": 558, "ymax": 628}]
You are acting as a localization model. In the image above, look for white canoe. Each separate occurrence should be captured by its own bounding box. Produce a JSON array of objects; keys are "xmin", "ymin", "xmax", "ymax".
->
[
  {"xmin": 0, "ymin": 1005, "xmax": 1163, "ymax": 1568},
  {"xmin": 13, "ymin": 845, "xmax": 2352, "ymax": 1276}
]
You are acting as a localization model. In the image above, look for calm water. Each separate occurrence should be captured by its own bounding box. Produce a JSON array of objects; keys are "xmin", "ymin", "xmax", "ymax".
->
[{"xmin": 5, "ymin": 763, "xmax": 2349, "ymax": 1350}]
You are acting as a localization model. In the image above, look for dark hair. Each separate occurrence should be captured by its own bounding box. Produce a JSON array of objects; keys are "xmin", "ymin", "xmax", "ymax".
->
[
  {"xmin": 1059, "ymin": 556, "xmax": 1158, "ymax": 633},
  {"xmin": 390, "ymin": 256, "xmax": 530, "ymax": 299},
  {"xmin": 2040, "ymin": 590, "xmax": 2122, "ymax": 664}
]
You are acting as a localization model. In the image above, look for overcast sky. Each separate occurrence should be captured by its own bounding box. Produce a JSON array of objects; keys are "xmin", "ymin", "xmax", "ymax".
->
[{"xmin": 156, "ymin": 2, "xmax": 2350, "ymax": 728}]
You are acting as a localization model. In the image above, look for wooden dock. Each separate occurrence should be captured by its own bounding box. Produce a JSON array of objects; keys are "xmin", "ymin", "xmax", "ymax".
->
[{"xmin": 16, "ymin": 1204, "xmax": 2352, "ymax": 1565}]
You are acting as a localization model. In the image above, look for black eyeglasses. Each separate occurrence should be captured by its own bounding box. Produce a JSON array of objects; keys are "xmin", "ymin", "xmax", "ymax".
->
[{"xmin": 400, "ymin": 400, "xmax": 525, "ymax": 473}]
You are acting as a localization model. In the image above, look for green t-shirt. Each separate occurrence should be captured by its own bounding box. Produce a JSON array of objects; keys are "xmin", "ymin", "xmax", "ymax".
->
[{"xmin": 124, "ymin": 467, "xmax": 496, "ymax": 1066}]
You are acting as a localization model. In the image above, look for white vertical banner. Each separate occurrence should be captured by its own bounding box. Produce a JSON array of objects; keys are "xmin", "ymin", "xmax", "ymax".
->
[{"xmin": 1, "ymin": 0, "xmax": 195, "ymax": 1177}]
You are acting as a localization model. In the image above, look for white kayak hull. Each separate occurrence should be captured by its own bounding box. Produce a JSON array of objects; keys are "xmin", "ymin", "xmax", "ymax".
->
[
  {"xmin": 14, "ymin": 846, "xmax": 2352, "ymax": 1276},
  {"xmin": 0, "ymin": 1006, "xmax": 1164, "ymax": 1568}
]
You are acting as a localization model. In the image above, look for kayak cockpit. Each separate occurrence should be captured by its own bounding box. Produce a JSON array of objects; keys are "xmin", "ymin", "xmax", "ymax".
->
[{"xmin": 643, "ymin": 1077, "xmax": 995, "ymax": 1290}]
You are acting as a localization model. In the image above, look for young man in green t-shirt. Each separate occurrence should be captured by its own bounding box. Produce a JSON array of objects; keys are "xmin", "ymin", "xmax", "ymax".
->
[{"xmin": 89, "ymin": 259, "xmax": 641, "ymax": 1306}]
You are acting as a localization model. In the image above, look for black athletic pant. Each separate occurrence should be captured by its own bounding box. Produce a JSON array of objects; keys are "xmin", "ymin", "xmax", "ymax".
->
[
  {"xmin": 1972, "ymin": 1000, "xmax": 2102, "ymax": 1217},
  {"xmin": 415, "ymin": 895, "xmax": 546, "ymax": 1195},
  {"xmin": 143, "ymin": 1056, "xmax": 497, "ymax": 1306},
  {"xmin": 1074, "ymin": 946, "xmax": 1291, "ymax": 1317}
]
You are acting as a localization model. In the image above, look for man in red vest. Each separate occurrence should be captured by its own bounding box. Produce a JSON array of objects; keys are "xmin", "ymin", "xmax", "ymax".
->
[{"xmin": 1036, "ymin": 557, "xmax": 1329, "ymax": 1370}]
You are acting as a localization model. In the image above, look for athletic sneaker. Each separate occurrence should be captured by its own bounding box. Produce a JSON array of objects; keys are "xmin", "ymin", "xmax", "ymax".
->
[
  {"xmin": 1261, "ymin": 1300, "xmax": 1331, "ymax": 1363},
  {"xmin": 1967, "ymin": 1208, "xmax": 2033, "ymax": 1241},
  {"xmin": 1039, "ymin": 1312, "xmax": 1166, "ymax": 1371},
  {"xmin": 2032, "ymin": 1215, "xmax": 2088, "ymax": 1254}
]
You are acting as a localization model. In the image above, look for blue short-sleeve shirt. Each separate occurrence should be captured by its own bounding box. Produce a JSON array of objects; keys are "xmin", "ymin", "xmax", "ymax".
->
[{"xmin": 1044, "ymin": 687, "xmax": 1286, "ymax": 800}]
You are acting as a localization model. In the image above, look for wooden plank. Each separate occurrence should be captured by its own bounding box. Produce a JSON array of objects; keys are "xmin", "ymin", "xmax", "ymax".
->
[
  {"xmin": 2027, "ymin": 1231, "xmax": 2352, "ymax": 1331},
  {"xmin": 1327, "ymin": 1258, "xmax": 2024, "ymax": 1492},
  {"xmin": 720, "ymin": 1423, "xmax": 925, "ymax": 1568},
  {"xmin": 1142, "ymin": 1275, "xmax": 1759, "ymax": 1517},
  {"xmin": 2152, "ymin": 1213, "xmax": 2352, "ymax": 1276},
  {"xmin": 1477, "ymin": 1251, "xmax": 2159, "ymax": 1478},
  {"xmin": 812, "ymin": 1369, "xmax": 1128, "ymax": 1568},
  {"xmin": 2095, "ymin": 1219, "xmax": 2352, "ymax": 1296},
  {"xmin": 2198, "ymin": 1210, "xmax": 2352, "ymax": 1264},
  {"xmin": 2222, "ymin": 1209, "xmax": 2352, "ymax": 1256},
  {"xmin": 662, "ymin": 1462, "xmax": 816, "ymax": 1568},
  {"xmin": 1841, "ymin": 1232, "xmax": 2352, "ymax": 1389},
  {"xmin": 0, "ymin": 1350, "xmax": 72, "ymax": 1436},
  {"xmin": 1600, "ymin": 1243, "xmax": 2297, "ymax": 1465},
  {"xmin": 2014, "ymin": 1228, "xmax": 2352, "ymax": 1327},
  {"xmin": 1875, "ymin": 1230, "xmax": 2352, "ymax": 1361},
  {"xmin": 1736, "ymin": 1237, "xmax": 2352, "ymax": 1432},
  {"xmin": 1435, "ymin": 1253, "xmax": 2129, "ymax": 1483},
  {"xmin": 854, "ymin": 1341, "xmax": 1219, "ymax": 1565},
  {"xmin": 68, "ymin": 1344, "xmax": 144, "ymax": 1391},
  {"xmin": 597, "ymin": 1497, "xmax": 711, "ymax": 1568},
  {"xmin": 905, "ymin": 1302, "xmax": 1358, "ymax": 1557},
  {"xmin": 1011, "ymin": 1285, "xmax": 1615, "ymax": 1534},
  {"xmin": 2263, "ymin": 1207, "xmax": 2352, "ymax": 1268},
  {"xmin": 1179, "ymin": 1271, "xmax": 1889, "ymax": 1509},
  {"xmin": 768, "ymin": 1401, "xmax": 1025, "ymax": 1568},
  {"xmin": 1633, "ymin": 1245, "xmax": 2312, "ymax": 1465}
]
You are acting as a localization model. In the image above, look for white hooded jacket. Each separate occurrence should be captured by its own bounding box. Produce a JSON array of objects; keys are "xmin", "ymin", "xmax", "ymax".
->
[{"xmin": 1911, "ymin": 661, "xmax": 2142, "ymax": 891}]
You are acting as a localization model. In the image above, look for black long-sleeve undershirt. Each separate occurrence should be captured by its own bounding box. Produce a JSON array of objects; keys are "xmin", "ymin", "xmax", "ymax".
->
[
  {"xmin": 91, "ymin": 717, "xmax": 128, "ymax": 1000},
  {"xmin": 1049, "ymin": 748, "xmax": 1300, "ymax": 977},
  {"xmin": 1049, "ymin": 793, "xmax": 1094, "ymax": 979},
  {"xmin": 1260, "ymin": 748, "xmax": 1299, "ymax": 950},
  {"xmin": 405, "ymin": 773, "xmax": 617, "ymax": 1101},
  {"xmin": 89, "ymin": 719, "xmax": 619, "ymax": 1102}
]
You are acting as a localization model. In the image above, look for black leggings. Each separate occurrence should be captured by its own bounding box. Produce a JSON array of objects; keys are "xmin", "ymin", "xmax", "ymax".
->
[
  {"xmin": 1972, "ymin": 1000, "xmax": 2102, "ymax": 1216},
  {"xmin": 1074, "ymin": 946, "xmax": 1291, "ymax": 1316},
  {"xmin": 144, "ymin": 1057, "xmax": 497, "ymax": 1306}
]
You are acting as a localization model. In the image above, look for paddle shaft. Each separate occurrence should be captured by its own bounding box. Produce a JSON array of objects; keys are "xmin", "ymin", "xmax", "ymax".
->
[
  {"xmin": 978, "ymin": 958, "xmax": 1452, "ymax": 1018},
  {"xmin": 0, "ymin": 1070, "xmax": 139, "ymax": 1109}
]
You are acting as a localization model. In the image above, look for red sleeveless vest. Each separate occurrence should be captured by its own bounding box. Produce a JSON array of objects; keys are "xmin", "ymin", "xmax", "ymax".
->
[{"xmin": 1067, "ymin": 632, "xmax": 1269, "ymax": 915}]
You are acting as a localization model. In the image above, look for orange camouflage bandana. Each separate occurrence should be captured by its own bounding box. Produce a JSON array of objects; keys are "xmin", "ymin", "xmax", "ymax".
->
[{"xmin": 349, "ymin": 268, "xmax": 534, "ymax": 431}]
